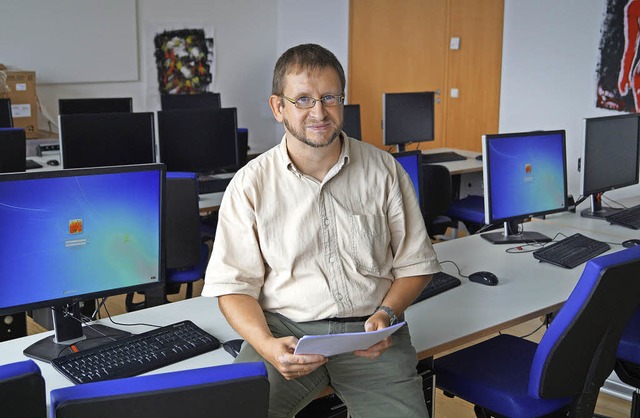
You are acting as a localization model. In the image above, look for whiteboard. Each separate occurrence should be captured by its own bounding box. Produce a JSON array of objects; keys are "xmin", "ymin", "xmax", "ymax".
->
[{"xmin": 0, "ymin": 0, "xmax": 138, "ymax": 84}]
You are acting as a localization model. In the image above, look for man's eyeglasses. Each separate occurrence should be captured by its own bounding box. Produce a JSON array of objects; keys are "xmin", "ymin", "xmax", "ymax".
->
[{"xmin": 281, "ymin": 95, "xmax": 345, "ymax": 109}]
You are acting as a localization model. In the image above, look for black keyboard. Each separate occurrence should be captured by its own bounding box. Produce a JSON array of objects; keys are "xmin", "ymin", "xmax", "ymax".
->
[
  {"xmin": 25, "ymin": 159, "xmax": 42, "ymax": 170},
  {"xmin": 51, "ymin": 320, "xmax": 220, "ymax": 384},
  {"xmin": 532, "ymin": 233, "xmax": 610, "ymax": 269},
  {"xmin": 606, "ymin": 204, "xmax": 640, "ymax": 229},
  {"xmin": 422, "ymin": 152, "xmax": 467, "ymax": 164},
  {"xmin": 412, "ymin": 271, "xmax": 462, "ymax": 304},
  {"xmin": 198, "ymin": 177, "xmax": 232, "ymax": 194}
]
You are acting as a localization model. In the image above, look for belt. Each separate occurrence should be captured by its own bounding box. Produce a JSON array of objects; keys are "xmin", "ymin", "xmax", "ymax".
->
[{"xmin": 326, "ymin": 316, "xmax": 370, "ymax": 323}]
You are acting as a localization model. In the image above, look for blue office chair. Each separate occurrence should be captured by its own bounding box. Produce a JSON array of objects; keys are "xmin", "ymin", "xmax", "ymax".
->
[
  {"xmin": 434, "ymin": 246, "xmax": 640, "ymax": 418},
  {"xmin": 447, "ymin": 194, "xmax": 486, "ymax": 235},
  {"xmin": 0, "ymin": 359, "xmax": 46, "ymax": 418},
  {"xmin": 615, "ymin": 308, "xmax": 640, "ymax": 418},
  {"xmin": 125, "ymin": 172, "xmax": 211, "ymax": 311},
  {"xmin": 50, "ymin": 362, "xmax": 269, "ymax": 418}
]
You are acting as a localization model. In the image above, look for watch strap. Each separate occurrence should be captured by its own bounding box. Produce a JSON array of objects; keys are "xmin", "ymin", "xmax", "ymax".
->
[{"xmin": 376, "ymin": 305, "xmax": 398, "ymax": 325}]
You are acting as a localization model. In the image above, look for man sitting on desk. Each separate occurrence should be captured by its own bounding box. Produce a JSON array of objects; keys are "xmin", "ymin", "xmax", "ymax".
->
[{"xmin": 202, "ymin": 43, "xmax": 441, "ymax": 418}]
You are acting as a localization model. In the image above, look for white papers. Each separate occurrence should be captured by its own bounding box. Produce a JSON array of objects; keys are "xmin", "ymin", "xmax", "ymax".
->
[{"xmin": 293, "ymin": 322, "xmax": 406, "ymax": 357}]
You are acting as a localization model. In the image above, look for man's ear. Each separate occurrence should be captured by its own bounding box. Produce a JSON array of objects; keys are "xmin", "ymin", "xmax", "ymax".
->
[{"xmin": 269, "ymin": 95, "xmax": 284, "ymax": 123}]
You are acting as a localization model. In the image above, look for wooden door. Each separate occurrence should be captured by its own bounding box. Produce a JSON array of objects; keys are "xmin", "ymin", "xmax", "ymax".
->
[{"xmin": 348, "ymin": 0, "xmax": 503, "ymax": 152}]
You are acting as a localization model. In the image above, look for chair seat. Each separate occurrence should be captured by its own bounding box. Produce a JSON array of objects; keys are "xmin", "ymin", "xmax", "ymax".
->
[
  {"xmin": 447, "ymin": 195, "xmax": 485, "ymax": 225},
  {"xmin": 166, "ymin": 242, "xmax": 209, "ymax": 284},
  {"xmin": 435, "ymin": 334, "xmax": 572, "ymax": 418}
]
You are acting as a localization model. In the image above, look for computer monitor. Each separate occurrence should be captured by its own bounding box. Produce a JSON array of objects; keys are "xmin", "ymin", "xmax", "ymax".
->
[
  {"xmin": 58, "ymin": 97, "xmax": 133, "ymax": 115},
  {"xmin": 158, "ymin": 107, "xmax": 238, "ymax": 174},
  {"xmin": 481, "ymin": 130, "xmax": 568, "ymax": 244},
  {"xmin": 392, "ymin": 150, "xmax": 424, "ymax": 215},
  {"xmin": 580, "ymin": 113, "xmax": 640, "ymax": 219},
  {"xmin": 59, "ymin": 112, "xmax": 156, "ymax": 169},
  {"xmin": 0, "ymin": 128, "xmax": 26, "ymax": 173},
  {"xmin": 383, "ymin": 92, "xmax": 435, "ymax": 152},
  {"xmin": 160, "ymin": 92, "xmax": 221, "ymax": 111},
  {"xmin": 0, "ymin": 164, "xmax": 164, "ymax": 362},
  {"xmin": 0, "ymin": 98, "xmax": 13, "ymax": 128},
  {"xmin": 343, "ymin": 104, "xmax": 362, "ymax": 140}
]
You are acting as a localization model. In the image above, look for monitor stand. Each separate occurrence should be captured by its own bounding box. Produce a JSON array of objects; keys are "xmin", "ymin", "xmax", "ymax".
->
[
  {"xmin": 481, "ymin": 220, "xmax": 552, "ymax": 245},
  {"xmin": 580, "ymin": 194, "xmax": 622, "ymax": 219},
  {"xmin": 23, "ymin": 304, "xmax": 130, "ymax": 363}
]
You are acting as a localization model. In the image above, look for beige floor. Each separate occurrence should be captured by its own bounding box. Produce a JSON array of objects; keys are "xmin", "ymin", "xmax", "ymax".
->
[{"xmin": 27, "ymin": 279, "xmax": 632, "ymax": 417}]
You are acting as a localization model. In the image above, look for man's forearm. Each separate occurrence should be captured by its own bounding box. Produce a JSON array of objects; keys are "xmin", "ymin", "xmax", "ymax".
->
[{"xmin": 217, "ymin": 294, "xmax": 274, "ymax": 353}]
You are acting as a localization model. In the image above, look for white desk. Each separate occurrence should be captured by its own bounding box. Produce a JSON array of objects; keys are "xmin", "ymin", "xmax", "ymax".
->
[{"xmin": 1, "ymin": 212, "xmax": 631, "ymax": 402}]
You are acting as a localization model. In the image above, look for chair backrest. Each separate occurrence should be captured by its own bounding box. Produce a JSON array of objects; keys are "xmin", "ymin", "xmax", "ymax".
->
[
  {"xmin": 0, "ymin": 359, "xmax": 46, "ymax": 418},
  {"xmin": 50, "ymin": 362, "xmax": 269, "ymax": 418},
  {"xmin": 422, "ymin": 163, "xmax": 452, "ymax": 224},
  {"xmin": 529, "ymin": 246, "xmax": 640, "ymax": 401},
  {"xmin": 165, "ymin": 172, "xmax": 201, "ymax": 269}
]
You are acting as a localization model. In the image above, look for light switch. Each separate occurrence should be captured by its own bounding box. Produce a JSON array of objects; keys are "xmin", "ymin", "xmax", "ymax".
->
[
  {"xmin": 450, "ymin": 88, "xmax": 459, "ymax": 98},
  {"xmin": 450, "ymin": 37, "xmax": 460, "ymax": 50}
]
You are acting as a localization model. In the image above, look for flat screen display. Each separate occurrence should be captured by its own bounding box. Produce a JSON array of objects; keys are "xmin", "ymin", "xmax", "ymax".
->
[
  {"xmin": 383, "ymin": 92, "xmax": 434, "ymax": 148},
  {"xmin": 0, "ymin": 164, "xmax": 164, "ymax": 314},
  {"xmin": 58, "ymin": 97, "xmax": 132, "ymax": 115}
]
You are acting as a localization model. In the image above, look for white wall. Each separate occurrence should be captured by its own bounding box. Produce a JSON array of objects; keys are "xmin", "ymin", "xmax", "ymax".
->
[
  {"xmin": 35, "ymin": 0, "xmax": 279, "ymax": 153},
  {"xmin": 500, "ymin": 0, "xmax": 634, "ymax": 200}
]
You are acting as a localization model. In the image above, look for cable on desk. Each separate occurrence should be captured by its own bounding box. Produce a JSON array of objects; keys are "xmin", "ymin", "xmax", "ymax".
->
[{"xmin": 439, "ymin": 260, "xmax": 469, "ymax": 279}]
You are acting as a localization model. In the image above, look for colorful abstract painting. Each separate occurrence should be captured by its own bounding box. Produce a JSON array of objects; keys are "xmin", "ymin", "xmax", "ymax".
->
[
  {"xmin": 596, "ymin": 0, "xmax": 640, "ymax": 112},
  {"xmin": 154, "ymin": 28, "xmax": 214, "ymax": 95}
]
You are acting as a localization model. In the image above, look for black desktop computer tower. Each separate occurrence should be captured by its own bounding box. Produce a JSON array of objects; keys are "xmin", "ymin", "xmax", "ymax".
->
[
  {"xmin": 295, "ymin": 358, "xmax": 435, "ymax": 418},
  {"xmin": 0, "ymin": 312, "xmax": 27, "ymax": 342}
]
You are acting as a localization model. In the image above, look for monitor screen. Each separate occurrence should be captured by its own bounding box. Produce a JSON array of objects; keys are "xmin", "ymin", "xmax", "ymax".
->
[
  {"xmin": 581, "ymin": 113, "xmax": 640, "ymax": 218},
  {"xmin": 392, "ymin": 150, "xmax": 423, "ymax": 213},
  {"xmin": 482, "ymin": 130, "xmax": 568, "ymax": 244},
  {"xmin": 59, "ymin": 112, "xmax": 156, "ymax": 169},
  {"xmin": 158, "ymin": 107, "xmax": 238, "ymax": 173},
  {"xmin": 161, "ymin": 92, "xmax": 221, "ymax": 110},
  {"xmin": 0, "ymin": 128, "xmax": 26, "ymax": 173},
  {"xmin": 0, "ymin": 164, "xmax": 164, "ymax": 361},
  {"xmin": 343, "ymin": 104, "xmax": 362, "ymax": 140},
  {"xmin": 383, "ymin": 92, "xmax": 434, "ymax": 151},
  {"xmin": 58, "ymin": 97, "xmax": 133, "ymax": 115},
  {"xmin": 0, "ymin": 98, "xmax": 13, "ymax": 128}
]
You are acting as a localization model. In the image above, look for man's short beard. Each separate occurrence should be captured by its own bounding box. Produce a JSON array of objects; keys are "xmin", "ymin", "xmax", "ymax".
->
[{"xmin": 283, "ymin": 117, "xmax": 342, "ymax": 149}]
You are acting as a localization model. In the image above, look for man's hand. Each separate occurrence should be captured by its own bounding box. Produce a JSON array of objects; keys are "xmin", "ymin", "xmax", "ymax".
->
[
  {"xmin": 259, "ymin": 336, "xmax": 328, "ymax": 380},
  {"xmin": 353, "ymin": 310, "xmax": 392, "ymax": 360}
]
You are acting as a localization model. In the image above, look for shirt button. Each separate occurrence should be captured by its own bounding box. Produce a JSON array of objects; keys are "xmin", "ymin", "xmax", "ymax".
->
[
  {"xmin": 324, "ymin": 218, "xmax": 330, "ymax": 226},
  {"xmin": 337, "ymin": 293, "xmax": 343, "ymax": 300},
  {"xmin": 329, "ymin": 256, "xmax": 335, "ymax": 263}
]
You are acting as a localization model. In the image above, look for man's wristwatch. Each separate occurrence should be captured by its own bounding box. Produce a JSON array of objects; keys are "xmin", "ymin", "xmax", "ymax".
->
[{"xmin": 376, "ymin": 305, "xmax": 398, "ymax": 325}]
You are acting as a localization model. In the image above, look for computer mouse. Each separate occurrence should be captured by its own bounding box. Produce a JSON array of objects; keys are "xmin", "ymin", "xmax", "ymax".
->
[
  {"xmin": 622, "ymin": 239, "xmax": 640, "ymax": 248},
  {"xmin": 222, "ymin": 339, "xmax": 244, "ymax": 358},
  {"xmin": 46, "ymin": 159, "xmax": 60, "ymax": 166},
  {"xmin": 468, "ymin": 271, "xmax": 499, "ymax": 286}
]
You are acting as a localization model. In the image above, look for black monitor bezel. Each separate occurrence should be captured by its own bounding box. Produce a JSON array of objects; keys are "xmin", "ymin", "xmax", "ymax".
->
[
  {"xmin": 0, "ymin": 163, "xmax": 166, "ymax": 316},
  {"xmin": 482, "ymin": 129, "xmax": 569, "ymax": 226},
  {"xmin": 160, "ymin": 92, "xmax": 221, "ymax": 110},
  {"xmin": 0, "ymin": 98, "xmax": 13, "ymax": 128},
  {"xmin": 0, "ymin": 127, "xmax": 26, "ymax": 173},
  {"xmin": 158, "ymin": 107, "xmax": 239, "ymax": 173},
  {"xmin": 383, "ymin": 92, "xmax": 435, "ymax": 147},
  {"xmin": 59, "ymin": 112, "xmax": 156, "ymax": 169},
  {"xmin": 343, "ymin": 104, "xmax": 362, "ymax": 140},
  {"xmin": 581, "ymin": 113, "xmax": 640, "ymax": 197},
  {"xmin": 58, "ymin": 97, "xmax": 133, "ymax": 115}
]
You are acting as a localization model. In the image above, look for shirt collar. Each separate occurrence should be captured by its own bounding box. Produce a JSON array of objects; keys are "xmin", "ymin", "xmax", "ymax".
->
[{"xmin": 278, "ymin": 132, "xmax": 351, "ymax": 177}]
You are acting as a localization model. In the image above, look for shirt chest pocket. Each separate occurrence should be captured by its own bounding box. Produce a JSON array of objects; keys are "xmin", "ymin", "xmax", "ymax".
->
[{"xmin": 349, "ymin": 214, "xmax": 390, "ymax": 274}]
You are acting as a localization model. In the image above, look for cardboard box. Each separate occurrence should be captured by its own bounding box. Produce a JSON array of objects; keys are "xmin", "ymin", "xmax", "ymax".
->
[{"xmin": 0, "ymin": 64, "xmax": 38, "ymax": 138}]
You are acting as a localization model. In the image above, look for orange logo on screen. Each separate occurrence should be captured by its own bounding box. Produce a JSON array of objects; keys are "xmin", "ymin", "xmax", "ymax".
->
[
  {"xmin": 525, "ymin": 163, "xmax": 532, "ymax": 174},
  {"xmin": 69, "ymin": 219, "xmax": 83, "ymax": 235}
]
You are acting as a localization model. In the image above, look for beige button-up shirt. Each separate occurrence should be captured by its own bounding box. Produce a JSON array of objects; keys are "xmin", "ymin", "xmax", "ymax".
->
[{"xmin": 202, "ymin": 135, "xmax": 441, "ymax": 322}]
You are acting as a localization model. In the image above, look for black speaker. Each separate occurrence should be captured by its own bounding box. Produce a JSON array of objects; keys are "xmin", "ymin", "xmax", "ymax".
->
[{"xmin": 0, "ymin": 312, "xmax": 27, "ymax": 341}]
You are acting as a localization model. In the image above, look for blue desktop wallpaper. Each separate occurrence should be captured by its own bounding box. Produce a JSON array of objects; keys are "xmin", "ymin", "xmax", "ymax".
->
[
  {"xmin": 395, "ymin": 153, "xmax": 421, "ymax": 204},
  {"xmin": 487, "ymin": 132, "xmax": 566, "ymax": 222},
  {"xmin": 0, "ymin": 170, "xmax": 162, "ymax": 310}
]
